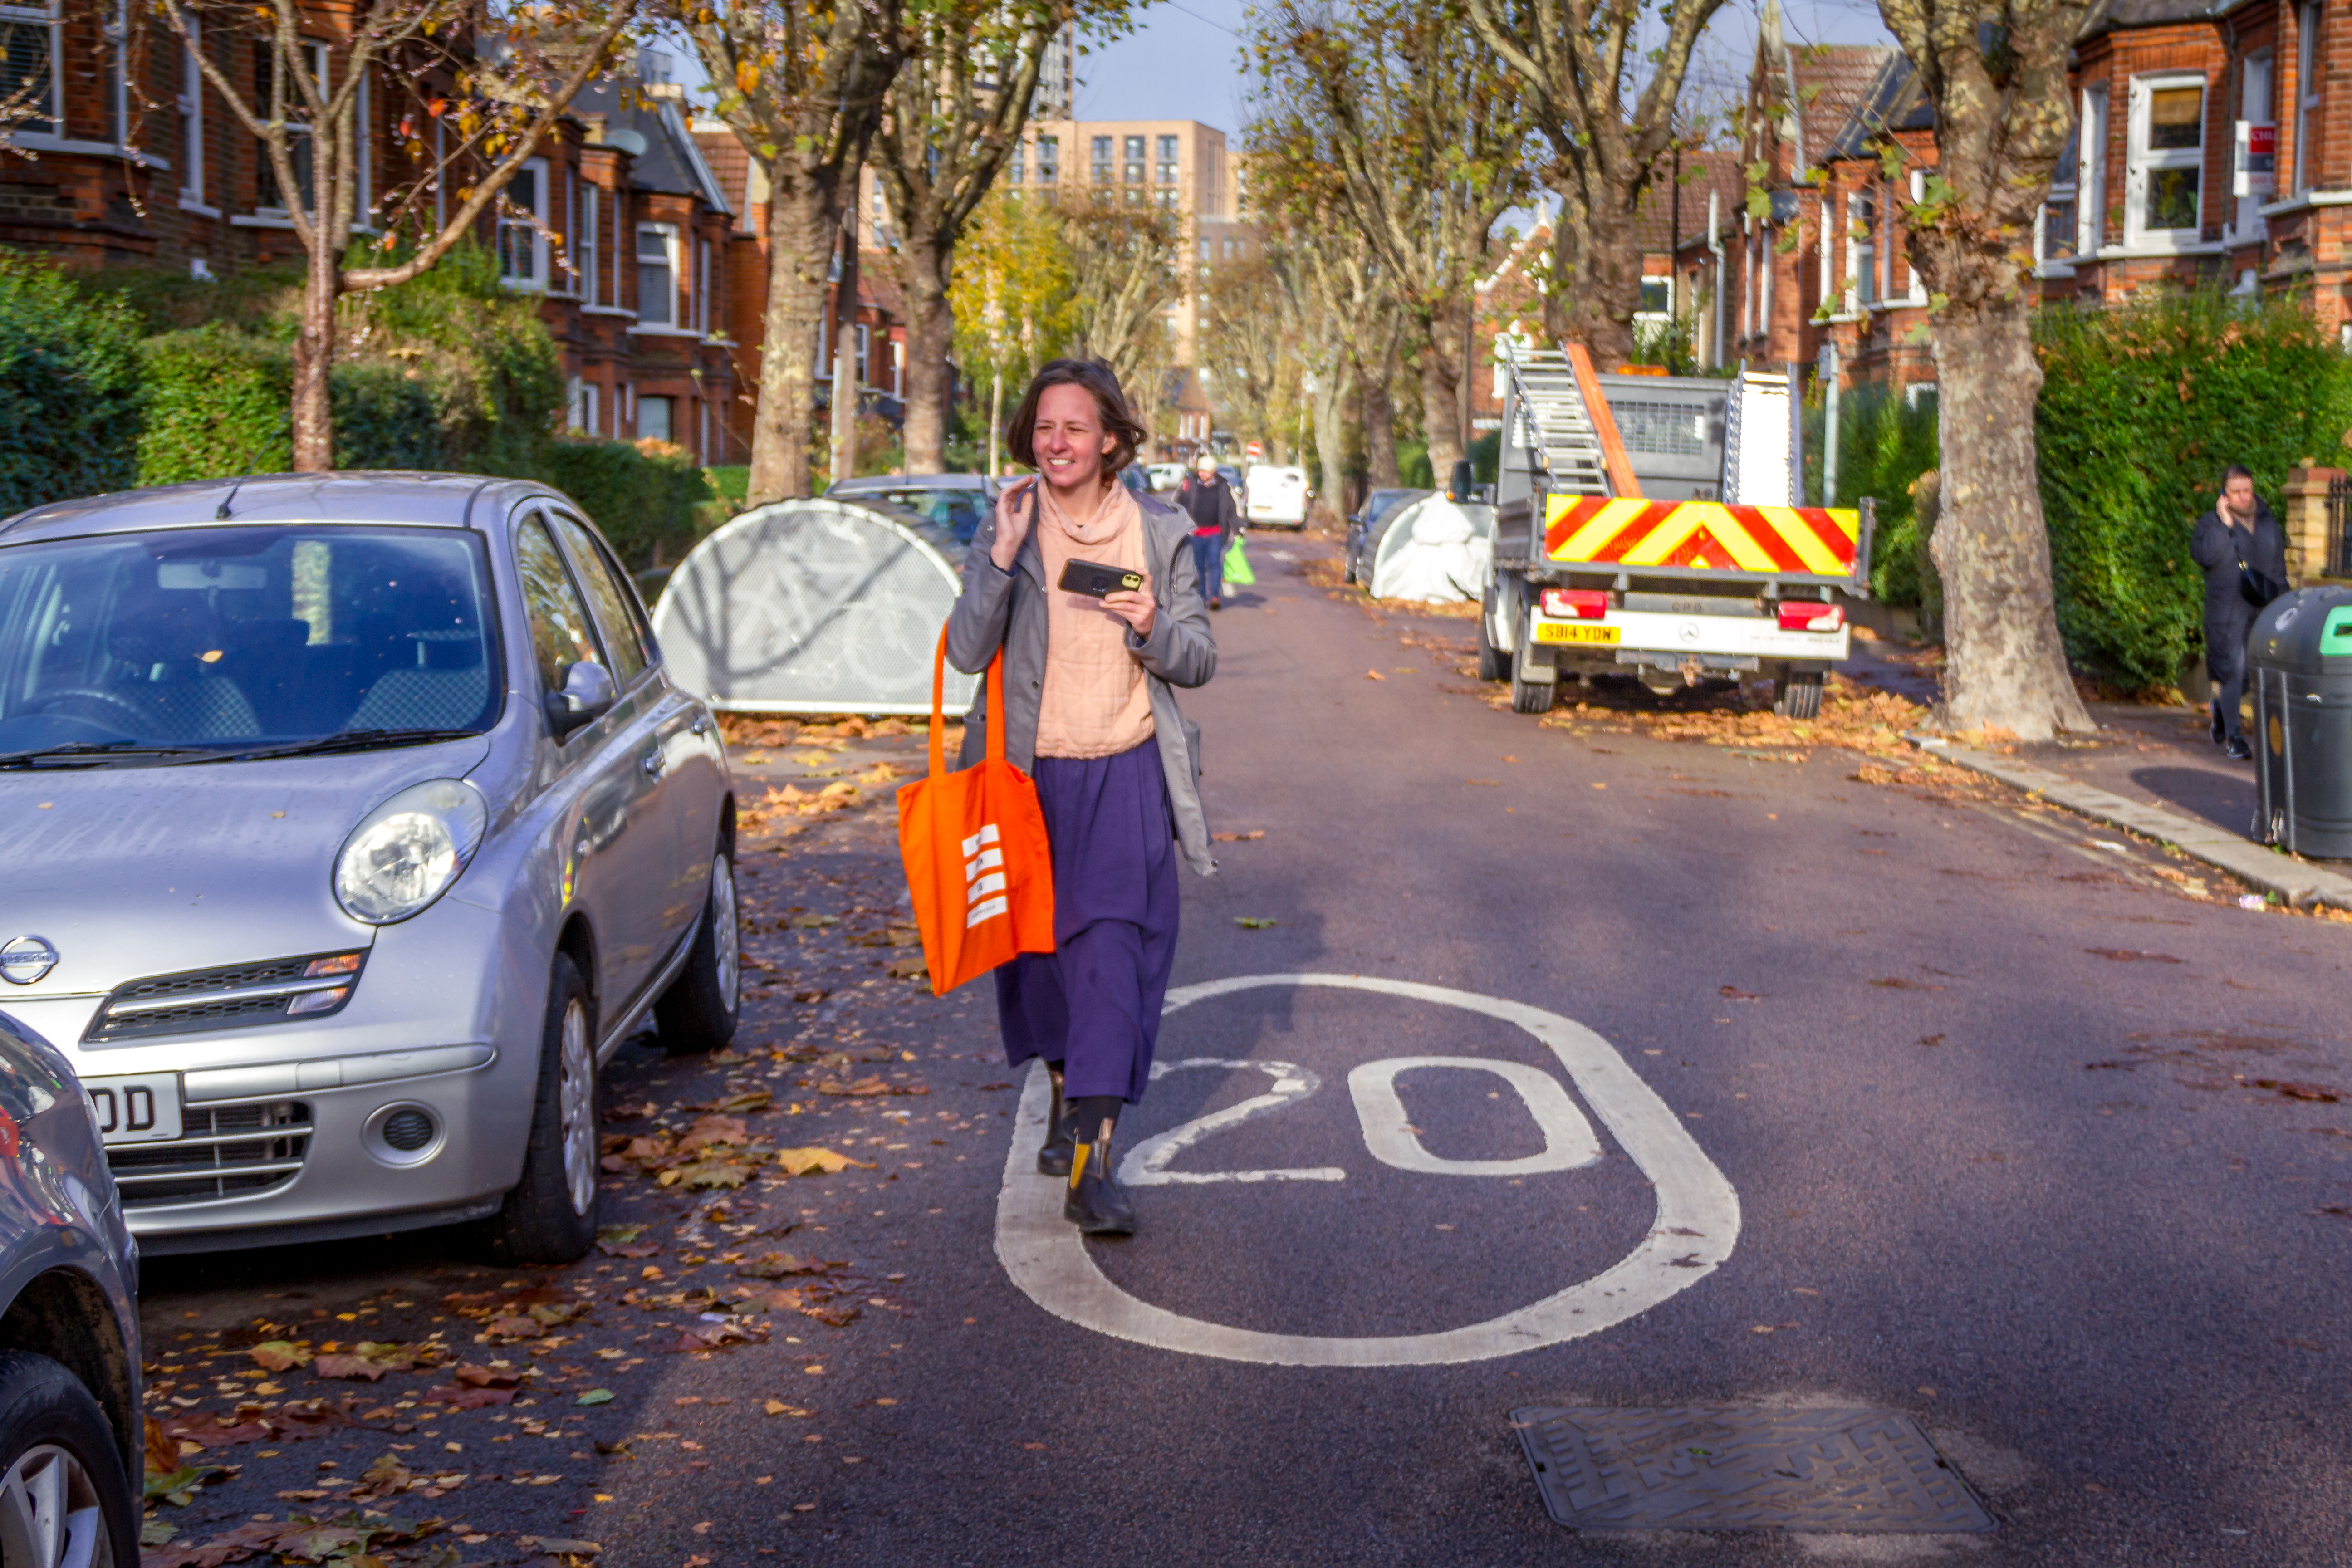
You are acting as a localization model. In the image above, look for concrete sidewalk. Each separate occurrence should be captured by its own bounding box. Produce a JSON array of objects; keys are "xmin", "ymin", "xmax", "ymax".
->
[{"xmin": 1905, "ymin": 700, "xmax": 2352, "ymax": 912}]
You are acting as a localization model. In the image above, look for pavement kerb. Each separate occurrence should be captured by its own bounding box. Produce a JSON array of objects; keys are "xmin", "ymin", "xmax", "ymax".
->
[{"xmin": 1903, "ymin": 731, "xmax": 2352, "ymax": 915}]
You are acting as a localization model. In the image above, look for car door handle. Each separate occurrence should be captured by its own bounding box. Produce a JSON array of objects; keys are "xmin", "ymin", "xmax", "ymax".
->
[{"xmin": 640, "ymin": 749, "xmax": 664, "ymax": 778}]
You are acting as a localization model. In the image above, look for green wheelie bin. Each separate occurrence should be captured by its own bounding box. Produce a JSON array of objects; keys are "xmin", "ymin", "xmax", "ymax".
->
[{"xmin": 2250, "ymin": 585, "xmax": 2352, "ymax": 856}]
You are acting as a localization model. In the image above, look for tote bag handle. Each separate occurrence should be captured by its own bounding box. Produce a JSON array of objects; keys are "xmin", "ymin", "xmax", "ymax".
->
[{"xmin": 927, "ymin": 622, "xmax": 1008, "ymax": 780}]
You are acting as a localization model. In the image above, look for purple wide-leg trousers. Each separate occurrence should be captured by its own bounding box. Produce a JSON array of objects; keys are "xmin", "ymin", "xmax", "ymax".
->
[{"xmin": 993, "ymin": 737, "xmax": 1180, "ymax": 1103}]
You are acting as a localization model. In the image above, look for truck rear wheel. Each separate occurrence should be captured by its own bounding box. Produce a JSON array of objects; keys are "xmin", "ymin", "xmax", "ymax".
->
[
  {"xmin": 1776, "ymin": 669, "xmax": 1824, "ymax": 720},
  {"xmin": 1510, "ymin": 642, "xmax": 1557, "ymax": 714},
  {"xmin": 1476, "ymin": 586, "xmax": 1508, "ymax": 681}
]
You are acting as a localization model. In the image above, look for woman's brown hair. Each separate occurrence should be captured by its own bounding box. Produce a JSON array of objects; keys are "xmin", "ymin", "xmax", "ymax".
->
[{"xmin": 1006, "ymin": 358, "xmax": 1148, "ymax": 478}]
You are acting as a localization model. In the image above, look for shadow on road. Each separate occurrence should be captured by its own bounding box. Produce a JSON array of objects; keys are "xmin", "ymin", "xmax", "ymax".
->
[{"xmin": 2128, "ymin": 764, "xmax": 2256, "ymax": 834}]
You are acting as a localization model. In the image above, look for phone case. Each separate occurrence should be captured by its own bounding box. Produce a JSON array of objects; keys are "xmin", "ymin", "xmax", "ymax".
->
[{"xmin": 1057, "ymin": 559, "xmax": 1144, "ymax": 598}]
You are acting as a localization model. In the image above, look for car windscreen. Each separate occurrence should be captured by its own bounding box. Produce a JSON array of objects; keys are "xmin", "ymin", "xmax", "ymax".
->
[
  {"xmin": 836, "ymin": 486, "xmax": 990, "ymax": 544},
  {"xmin": 0, "ymin": 525, "xmax": 501, "ymax": 763}
]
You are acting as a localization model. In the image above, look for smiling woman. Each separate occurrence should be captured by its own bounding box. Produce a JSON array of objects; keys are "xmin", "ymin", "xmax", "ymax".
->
[{"xmin": 0, "ymin": 527, "xmax": 500, "ymax": 763}]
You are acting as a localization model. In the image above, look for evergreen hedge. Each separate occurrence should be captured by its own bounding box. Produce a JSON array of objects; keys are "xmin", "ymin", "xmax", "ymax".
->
[
  {"xmin": 2035, "ymin": 288, "xmax": 2352, "ymax": 691},
  {"xmin": 0, "ymin": 253, "xmax": 143, "ymax": 511}
]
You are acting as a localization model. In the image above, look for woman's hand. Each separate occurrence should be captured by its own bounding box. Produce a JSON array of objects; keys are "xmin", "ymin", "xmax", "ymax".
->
[
  {"xmin": 1102, "ymin": 588, "xmax": 1156, "ymax": 640},
  {"xmin": 990, "ymin": 480, "xmax": 1037, "ymax": 572}
]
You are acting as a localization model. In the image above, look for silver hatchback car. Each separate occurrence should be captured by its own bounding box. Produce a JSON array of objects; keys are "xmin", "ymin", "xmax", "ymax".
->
[{"xmin": 0, "ymin": 474, "xmax": 740, "ymax": 1263}]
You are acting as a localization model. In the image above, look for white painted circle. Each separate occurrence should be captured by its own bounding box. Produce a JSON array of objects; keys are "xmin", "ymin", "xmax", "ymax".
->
[
  {"xmin": 992, "ymin": 973, "xmax": 1742, "ymax": 1367},
  {"xmin": 1347, "ymin": 1055, "xmax": 1602, "ymax": 1177}
]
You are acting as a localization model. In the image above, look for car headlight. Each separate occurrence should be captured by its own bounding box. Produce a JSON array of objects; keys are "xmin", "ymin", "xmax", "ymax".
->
[{"xmin": 333, "ymin": 779, "xmax": 489, "ymax": 925}]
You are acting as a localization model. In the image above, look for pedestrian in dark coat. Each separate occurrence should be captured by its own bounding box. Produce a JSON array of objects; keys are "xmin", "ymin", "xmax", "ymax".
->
[
  {"xmin": 1173, "ymin": 452, "xmax": 1240, "ymax": 608},
  {"xmin": 2190, "ymin": 464, "xmax": 2288, "ymax": 760}
]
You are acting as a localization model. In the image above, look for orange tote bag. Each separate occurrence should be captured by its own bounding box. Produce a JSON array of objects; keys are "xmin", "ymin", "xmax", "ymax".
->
[{"xmin": 896, "ymin": 629, "xmax": 1056, "ymax": 995}]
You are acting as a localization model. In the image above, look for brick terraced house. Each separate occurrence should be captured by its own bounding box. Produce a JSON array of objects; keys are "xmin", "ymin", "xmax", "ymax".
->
[{"xmin": 0, "ymin": 17, "xmax": 790, "ymax": 465}]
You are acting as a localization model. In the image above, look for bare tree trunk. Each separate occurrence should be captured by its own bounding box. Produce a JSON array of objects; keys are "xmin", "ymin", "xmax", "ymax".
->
[
  {"xmin": 292, "ymin": 232, "xmax": 339, "ymax": 472},
  {"xmin": 1312, "ymin": 363, "xmax": 1350, "ymax": 524},
  {"xmin": 1362, "ymin": 350, "xmax": 1401, "ymax": 488},
  {"xmin": 899, "ymin": 237, "xmax": 953, "ymax": 474},
  {"xmin": 1417, "ymin": 315, "xmax": 1465, "ymax": 480},
  {"xmin": 749, "ymin": 170, "xmax": 833, "ymax": 505},
  {"xmin": 1547, "ymin": 185, "xmax": 1642, "ymax": 363},
  {"xmin": 1925, "ymin": 301, "xmax": 2091, "ymax": 738}
]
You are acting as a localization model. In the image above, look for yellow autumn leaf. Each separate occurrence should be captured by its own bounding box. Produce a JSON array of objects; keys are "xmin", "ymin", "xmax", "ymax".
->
[
  {"xmin": 774, "ymin": 1147, "xmax": 873, "ymax": 1176},
  {"xmin": 736, "ymin": 61, "xmax": 760, "ymax": 94}
]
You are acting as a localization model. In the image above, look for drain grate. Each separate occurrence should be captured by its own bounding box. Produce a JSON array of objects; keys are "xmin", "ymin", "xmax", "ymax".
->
[{"xmin": 1513, "ymin": 1406, "xmax": 1995, "ymax": 1533}]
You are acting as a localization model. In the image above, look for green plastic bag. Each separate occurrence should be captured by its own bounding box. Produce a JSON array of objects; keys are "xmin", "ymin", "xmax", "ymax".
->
[{"xmin": 1222, "ymin": 534, "xmax": 1255, "ymax": 587}]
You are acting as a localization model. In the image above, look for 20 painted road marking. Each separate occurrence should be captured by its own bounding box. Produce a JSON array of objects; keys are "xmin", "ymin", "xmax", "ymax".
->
[{"xmin": 992, "ymin": 973, "xmax": 1742, "ymax": 1367}]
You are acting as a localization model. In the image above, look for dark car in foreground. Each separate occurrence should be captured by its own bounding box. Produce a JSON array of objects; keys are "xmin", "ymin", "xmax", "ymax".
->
[
  {"xmin": 0, "ymin": 1009, "xmax": 141, "ymax": 1568},
  {"xmin": 1345, "ymin": 487, "xmax": 1433, "ymax": 584}
]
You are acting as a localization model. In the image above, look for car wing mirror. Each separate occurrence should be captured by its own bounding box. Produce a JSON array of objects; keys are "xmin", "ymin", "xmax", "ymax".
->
[{"xmin": 545, "ymin": 661, "xmax": 617, "ymax": 739}]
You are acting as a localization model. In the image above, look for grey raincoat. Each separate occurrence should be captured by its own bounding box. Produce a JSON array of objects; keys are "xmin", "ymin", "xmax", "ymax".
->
[{"xmin": 945, "ymin": 482, "xmax": 1219, "ymax": 876}]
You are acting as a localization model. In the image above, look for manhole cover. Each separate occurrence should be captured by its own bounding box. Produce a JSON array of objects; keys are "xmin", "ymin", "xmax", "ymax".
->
[{"xmin": 1514, "ymin": 1406, "xmax": 1995, "ymax": 1533}]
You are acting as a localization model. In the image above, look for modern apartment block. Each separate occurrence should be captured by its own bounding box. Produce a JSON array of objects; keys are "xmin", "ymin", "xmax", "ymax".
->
[{"xmin": 854, "ymin": 118, "xmax": 1249, "ymax": 364}]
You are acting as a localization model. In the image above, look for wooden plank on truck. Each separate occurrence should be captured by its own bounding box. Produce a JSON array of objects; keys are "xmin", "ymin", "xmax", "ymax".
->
[{"xmin": 1565, "ymin": 343, "xmax": 1642, "ymax": 500}]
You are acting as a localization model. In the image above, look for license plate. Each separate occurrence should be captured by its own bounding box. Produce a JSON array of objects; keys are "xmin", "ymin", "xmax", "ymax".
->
[
  {"xmin": 83, "ymin": 1074, "xmax": 181, "ymax": 1145},
  {"xmin": 1534, "ymin": 622, "xmax": 1621, "ymax": 645}
]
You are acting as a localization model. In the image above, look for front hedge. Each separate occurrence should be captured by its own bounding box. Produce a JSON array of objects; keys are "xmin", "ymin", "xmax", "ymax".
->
[
  {"xmin": 2035, "ymin": 288, "xmax": 2352, "ymax": 691},
  {"xmin": 0, "ymin": 253, "xmax": 142, "ymax": 510},
  {"xmin": 539, "ymin": 437, "xmax": 714, "ymax": 567}
]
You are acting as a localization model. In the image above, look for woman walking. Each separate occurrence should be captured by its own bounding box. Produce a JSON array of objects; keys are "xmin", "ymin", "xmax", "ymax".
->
[{"xmin": 946, "ymin": 360, "xmax": 1217, "ymax": 1237}]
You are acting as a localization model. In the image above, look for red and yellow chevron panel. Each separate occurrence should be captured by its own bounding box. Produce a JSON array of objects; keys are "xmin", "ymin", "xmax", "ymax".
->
[{"xmin": 1544, "ymin": 495, "xmax": 1861, "ymax": 576}]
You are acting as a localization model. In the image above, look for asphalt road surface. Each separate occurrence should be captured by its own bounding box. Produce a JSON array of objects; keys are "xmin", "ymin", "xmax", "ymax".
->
[{"xmin": 139, "ymin": 538, "xmax": 2352, "ymax": 1568}]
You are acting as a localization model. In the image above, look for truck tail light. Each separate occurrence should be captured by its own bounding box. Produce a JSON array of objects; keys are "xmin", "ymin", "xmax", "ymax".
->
[
  {"xmin": 1777, "ymin": 601, "xmax": 1845, "ymax": 632},
  {"xmin": 1540, "ymin": 588, "xmax": 1609, "ymax": 620}
]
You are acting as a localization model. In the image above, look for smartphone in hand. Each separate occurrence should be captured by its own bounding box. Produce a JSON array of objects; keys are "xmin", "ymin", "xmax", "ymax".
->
[{"xmin": 1057, "ymin": 559, "xmax": 1144, "ymax": 598}]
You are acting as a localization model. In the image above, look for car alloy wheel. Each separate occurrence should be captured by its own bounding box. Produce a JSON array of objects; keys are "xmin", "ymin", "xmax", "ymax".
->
[
  {"xmin": 558, "ymin": 999, "xmax": 595, "ymax": 1217},
  {"xmin": 710, "ymin": 853, "xmax": 740, "ymax": 1009},
  {"xmin": 0, "ymin": 1442, "xmax": 110, "ymax": 1568}
]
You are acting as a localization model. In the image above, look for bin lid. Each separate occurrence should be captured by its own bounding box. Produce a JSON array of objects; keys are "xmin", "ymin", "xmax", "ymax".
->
[{"xmin": 2251, "ymin": 586, "xmax": 2352, "ymax": 672}]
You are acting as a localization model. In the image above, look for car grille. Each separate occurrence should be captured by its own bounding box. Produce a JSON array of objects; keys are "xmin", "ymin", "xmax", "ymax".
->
[
  {"xmin": 85, "ymin": 952, "xmax": 364, "ymax": 1044},
  {"xmin": 107, "ymin": 1101, "xmax": 312, "ymax": 1208}
]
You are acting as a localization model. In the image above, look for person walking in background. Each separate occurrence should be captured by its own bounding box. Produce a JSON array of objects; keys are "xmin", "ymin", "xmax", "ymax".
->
[
  {"xmin": 1175, "ymin": 451, "xmax": 1240, "ymax": 609},
  {"xmin": 945, "ymin": 359, "xmax": 1219, "ymax": 1237},
  {"xmin": 2191, "ymin": 464, "xmax": 2288, "ymax": 762}
]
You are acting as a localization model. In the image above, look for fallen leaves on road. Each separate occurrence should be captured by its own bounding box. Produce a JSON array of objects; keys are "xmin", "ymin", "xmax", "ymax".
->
[
  {"xmin": 312, "ymin": 1341, "xmax": 440, "ymax": 1381},
  {"xmin": 245, "ymin": 1341, "xmax": 310, "ymax": 1372},
  {"xmin": 1211, "ymin": 830, "xmax": 1265, "ymax": 841},
  {"xmin": 1868, "ymin": 976, "xmax": 1945, "ymax": 990},
  {"xmin": 1718, "ymin": 985, "xmax": 1765, "ymax": 1002},
  {"xmin": 2085, "ymin": 948, "xmax": 2185, "ymax": 963},
  {"xmin": 775, "ymin": 1147, "xmax": 874, "ymax": 1176},
  {"xmin": 1364, "ymin": 669, "xmax": 1386, "ymax": 681},
  {"xmin": 1235, "ymin": 917, "xmax": 1277, "ymax": 929}
]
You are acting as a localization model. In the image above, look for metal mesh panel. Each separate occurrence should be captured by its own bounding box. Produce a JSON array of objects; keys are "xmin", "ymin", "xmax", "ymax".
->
[{"xmin": 650, "ymin": 499, "xmax": 978, "ymax": 716}]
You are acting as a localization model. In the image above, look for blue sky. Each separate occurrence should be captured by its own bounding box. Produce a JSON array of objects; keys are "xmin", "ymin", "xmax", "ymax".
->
[{"xmin": 1074, "ymin": 0, "xmax": 1899, "ymax": 139}]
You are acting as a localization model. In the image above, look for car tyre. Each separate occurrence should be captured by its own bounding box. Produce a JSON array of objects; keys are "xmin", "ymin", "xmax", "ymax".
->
[
  {"xmin": 483, "ymin": 954, "xmax": 599, "ymax": 1265},
  {"xmin": 0, "ymin": 1350, "xmax": 137, "ymax": 1568},
  {"xmin": 1510, "ymin": 640, "xmax": 1557, "ymax": 715},
  {"xmin": 657, "ymin": 842, "xmax": 741, "ymax": 1056},
  {"xmin": 1775, "ymin": 669, "xmax": 1824, "ymax": 720},
  {"xmin": 1476, "ymin": 586, "xmax": 1508, "ymax": 682}
]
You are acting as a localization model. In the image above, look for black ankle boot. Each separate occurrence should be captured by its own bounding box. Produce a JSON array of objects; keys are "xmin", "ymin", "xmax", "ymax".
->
[
  {"xmin": 1036, "ymin": 1071, "xmax": 1075, "ymax": 1177},
  {"xmin": 1064, "ymin": 1135, "xmax": 1137, "ymax": 1236}
]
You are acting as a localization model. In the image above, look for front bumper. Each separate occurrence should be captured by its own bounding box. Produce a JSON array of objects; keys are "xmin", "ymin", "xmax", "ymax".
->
[
  {"xmin": 8, "ymin": 897, "xmax": 547, "ymax": 1249},
  {"xmin": 1528, "ymin": 608, "xmax": 1853, "ymax": 662}
]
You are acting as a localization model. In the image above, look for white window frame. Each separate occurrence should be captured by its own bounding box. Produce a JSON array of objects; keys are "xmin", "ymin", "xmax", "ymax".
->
[
  {"xmin": 177, "ymin": 17, "xmax": 205, "ymax": 207},
  {"xmin": 854, "ymin": 320, "xmax": 869, "ymax": 386},
  {"xmin": 2038, "ymin": 123, "xmax": 2080, "ymax": 274},
  {"xmin": 635, "ymin": 221, "xmax": 679, "ymax": 328},
  {"xmin": 2233, "ymin": 49, "xmax": 2273, "ymax": 242},
  {"xmin": 567, "ymin": 376, "xmax": 598, "ymax": 432},
  {"xmin": 2079, "ymin": 84, "xmax": 2108, "ymax": 252},
  {"xmin": 498, "ymin": 156, "xmax": 549, "ymax": 290},
  {"xmin": 1851, "ymin": 190, "xmax": 1876, "ymax": 308},
  {"xmin": 694, "ymin": 237, "xmax": 710, "ymax": 335},
  {"xmin": 1904, "ymin": 170, "xmax": 1929, "ymax": 303},
  {"xmin": 637, "ymin": 393, "xmax": 674, "ymax": 444},
  {"xmin": 255, "ymin": 40, "xmax": 329, "ymax": 217},
  {"xmin": 2297, "ymin": 2, "xmax": 2321, "ymax": 193},
  {"xmin": 2127, "ymin": 72, "xmax": 2209, "ymax": 248},
  {"xmin": 578, "ymin": 183, "xmax": 598, "ymax": 306},
  {"xmin": 0, "ymin": 0, "xmax": 63, "ymax": 146},
  {"xmin": 891, "ymin": 336, "xmax": 903, "ymax": 398}
]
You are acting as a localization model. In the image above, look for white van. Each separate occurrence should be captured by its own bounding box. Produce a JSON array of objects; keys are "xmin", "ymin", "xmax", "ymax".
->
[{"xmin": 1245, "ymin": 464, "xmax": 1311, "ymax": 528}]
